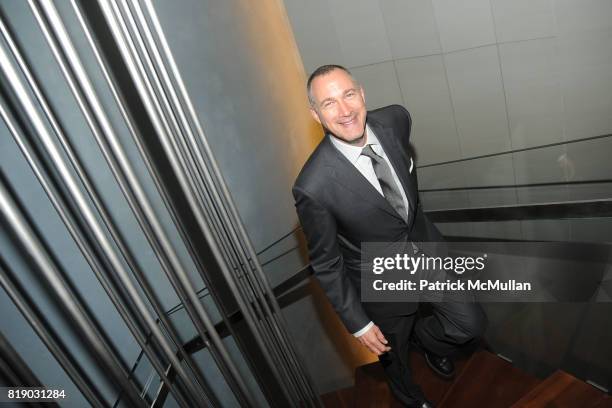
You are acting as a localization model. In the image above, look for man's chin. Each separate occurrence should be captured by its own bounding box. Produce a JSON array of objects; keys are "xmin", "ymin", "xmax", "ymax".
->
[
  {"xmin": 347, "ymin": 133, "xmax": 366, "ymax": 146},
  {"xmin": 326, "ymin": 127, "xmax": 366, "ymax": 146},
  {"xmin": 333, "ymin": 131, "xmax": 364, "ymax": 144}
]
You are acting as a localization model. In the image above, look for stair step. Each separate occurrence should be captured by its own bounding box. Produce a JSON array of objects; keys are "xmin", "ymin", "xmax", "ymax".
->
[
  {"xmin": 594, "ymin": 395, "xmax": 612, "ymax": 408},
  {"xmin": 438, "ymin": 350, "xmax": 540, "ymax": 408},
  {"xmin": 354, "ymin": 361, "xmax": 396, "ymax": 407},
  {"xmin": 511, "ymin": 370, "xmax": 610, "ymax": 408},
  {"xmin": 409, "ymin": 349, "xmax": 471, "ymax": 405},
  {"xmin": 321, "ymin": 386, "xmax": 355, "ymax": 408},
  {"xmin": 351, "ymin": 350, "xmax": 473, "ymax": 407}
]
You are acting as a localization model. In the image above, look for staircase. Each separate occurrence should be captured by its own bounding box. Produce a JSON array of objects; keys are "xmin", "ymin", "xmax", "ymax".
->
[{"xmin": 321, "ymin": 350, "xmax": 611, "ymax": 407}]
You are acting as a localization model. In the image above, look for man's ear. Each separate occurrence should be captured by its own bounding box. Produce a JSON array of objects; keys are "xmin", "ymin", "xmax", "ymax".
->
[
  {"xmin": 360, "ymin": 86, "xmax": 366, "ymax": 103},
  {"xmin": 309, "ymin": 107, "xmax": 322, "ymax": 125}
]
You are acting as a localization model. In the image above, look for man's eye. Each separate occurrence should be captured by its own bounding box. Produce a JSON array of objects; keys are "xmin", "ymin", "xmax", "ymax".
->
[
  {"xmin": 322, "ymin": 101, "xmax": 334, "ymax": 108},
  {"xmin": 346, "ymin": 91, "xmax": 355, "ymax": 98}
]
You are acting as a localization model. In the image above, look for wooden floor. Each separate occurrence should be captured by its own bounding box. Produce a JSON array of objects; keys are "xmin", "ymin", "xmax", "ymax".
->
[{"xmin": 321, "ymin": 350, "xmax": 611, "ymax": 407}]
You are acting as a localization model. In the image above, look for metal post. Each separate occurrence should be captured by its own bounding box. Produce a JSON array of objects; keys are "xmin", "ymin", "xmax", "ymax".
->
[
  {"xmin": 0, "ymin": 173, "xmax": 146, "ymax": 408},
  {"xmin": 0, "ymin": 257, "xmax": 105, "ymax": 408},
  {"xmin": 113, "ymin": 0, "xmax": 300, "ymax": 403},
  {"xmin": 140, "ymin": 1, "xmax": 321, "ymax": 404},
  {"xmin": 43, "ymin": 0, "xmax": 254, "ymax": 404},
  {"xmin": 0, "ymin": 14, "xmax": 220, "ymax": 408}
]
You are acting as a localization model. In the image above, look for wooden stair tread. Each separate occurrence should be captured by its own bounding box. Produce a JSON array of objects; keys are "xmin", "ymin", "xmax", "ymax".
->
[
  {"xmin": 321, "ymin": 386, "xmax": 355, "ymax": 408},
  {"xmin": 335, "ymin": 349, "xmax": 609, "ymax": 407},
  {"xmin": 438, "ymin": 350, "xmax": 541, "ymax": 408},
  {"xmin": 511, "ymin": 370, "xmax": 609, "ymax": 408},
  {"xmin": 351, "ymin": 350, "xmax": 473, "ymax": 407},
  {"xmin": 354, "ymin": 361, "xmax": 395, "ymax": 407},
  {"xmin": 594, "ymin": 395, "xmax": 612, "ymax": 408},
  {"xmin": 410, "ymin": 349, "xmax": 471, "ymax": 405}
]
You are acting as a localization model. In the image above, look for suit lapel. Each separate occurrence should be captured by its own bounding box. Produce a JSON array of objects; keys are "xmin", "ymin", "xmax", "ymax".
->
[
  {"xmin": 321, "ymin": 136, "xmax": 401, "ymax": 220},
  {"xmin": 368, "ymin": 119, "xmax": 417, "ymax": 215}
]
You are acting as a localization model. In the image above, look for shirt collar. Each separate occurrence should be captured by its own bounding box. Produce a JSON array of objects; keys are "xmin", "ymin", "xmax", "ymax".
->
[{"xmin": 329, "ymin": 124, "xmax": 381, "ymax": 164}]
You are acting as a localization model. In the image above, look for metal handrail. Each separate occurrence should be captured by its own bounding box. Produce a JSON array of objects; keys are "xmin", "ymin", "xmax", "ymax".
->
[
  {"xmin": 420, "ymin": 179, "xmax": 612, "ymax": 193},
  {"xmin": 426, "ymin": 198, "xmax": 612, "ymax": 223},
  {"xmin": 417, "ymin": 133, "xmax": 611, "ymax": 169}
]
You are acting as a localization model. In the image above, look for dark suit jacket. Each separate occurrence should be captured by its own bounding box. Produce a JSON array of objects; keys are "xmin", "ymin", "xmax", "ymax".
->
[{"xmin": 293, "ymin": 105, "xmax": 445, "ymax": 334}]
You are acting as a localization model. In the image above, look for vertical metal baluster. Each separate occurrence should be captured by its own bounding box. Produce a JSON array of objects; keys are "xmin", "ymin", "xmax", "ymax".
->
[
  {"xmin": 132, "ymin": 0, "xmax": 311, "ymax": 403},
  {"xmin": 13, "ymin": 2, "xmax": 213, "ymax": 405},
  {"xmin": 0, "ymin": 77, "xmax": 196, "ymax": 408},
  {"xmin": 62, "ymin": 0, "xmax": 256, "ymax": 405},
  {"xmin": 0, "ymin": 331, "xmax": 38, "ymax": 388},
  {"xmin": 140, "ymin": 1, "xmax": 321, "ymax": 404},
  {"xmin": 113, "ymin": 0, "xmax": 247, "ymax": 314},
  {"xmin": 69, "ymin": 5, "xmax": 254, "ymax": 402},
  {"xmin": 0, "ymin": 328, "xmax": 57, "ymax": 408},
  {"xmin": 0, "ymin": 12, "xmax": 215, "ymax": 407},
  {"xmin": 73, "ymin": 2, "xmax": 269, "ymax": 403},
  {"xmin": 117, "ymin": 0, "xmax": 302, "ymax": 403},
  {"xmin": 95, "ymin": 0, "xmax": 299, "ymax": 405},
  {"xmin": 0, "ymin": 257, "xmax": 106, "ymax": 408},
  {"xmin": 0, "ymin": 171, "xmax": 146, "ymax": 408}
]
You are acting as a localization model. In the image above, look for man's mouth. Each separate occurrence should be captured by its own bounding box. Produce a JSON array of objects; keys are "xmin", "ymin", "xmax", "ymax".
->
[{"xmin": 339, "ymin": 118, "xmax": 356, "ymax": 126}]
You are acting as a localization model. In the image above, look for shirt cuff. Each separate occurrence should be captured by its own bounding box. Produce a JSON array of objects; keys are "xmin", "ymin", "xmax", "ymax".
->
[{"xmin": 352, "ymin": 321, "xmax": 374, "ymax": 337}]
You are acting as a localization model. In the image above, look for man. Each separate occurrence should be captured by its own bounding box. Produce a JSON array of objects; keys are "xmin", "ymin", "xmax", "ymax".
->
[{"xmin": 293, "ymin": 65, "xmax": 486, "ymax": 407}]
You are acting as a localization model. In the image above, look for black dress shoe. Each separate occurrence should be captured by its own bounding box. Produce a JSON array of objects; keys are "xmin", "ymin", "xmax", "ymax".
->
[
  {"xmin": 424, "ymin": 352, "xmax": 454, "ymax": 379},
  {"xmin": 411, "ymin": 335, "xmax": 455, "ymax": 379}
]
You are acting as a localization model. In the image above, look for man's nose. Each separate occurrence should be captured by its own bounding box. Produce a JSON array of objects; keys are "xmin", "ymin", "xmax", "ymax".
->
[{"xmin": 337, "ymin": 100, "xmax": 351, "ymax": 116}]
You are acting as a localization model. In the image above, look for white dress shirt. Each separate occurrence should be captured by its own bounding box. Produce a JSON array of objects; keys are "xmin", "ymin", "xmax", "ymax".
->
[{"xmin": 329, "ymin": 124, "xmax": 410, "ymax": 337}]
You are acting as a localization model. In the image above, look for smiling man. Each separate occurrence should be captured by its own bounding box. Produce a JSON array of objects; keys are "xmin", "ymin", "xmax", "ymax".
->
[{"xmin": 293, "ymin": 65, "xmax": 486, "ymax": 407}]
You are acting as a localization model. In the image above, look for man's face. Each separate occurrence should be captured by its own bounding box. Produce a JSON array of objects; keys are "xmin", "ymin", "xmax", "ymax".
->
[{"xmin": 309, "ymin": 69, "xmax": 367, "ymax": 146}]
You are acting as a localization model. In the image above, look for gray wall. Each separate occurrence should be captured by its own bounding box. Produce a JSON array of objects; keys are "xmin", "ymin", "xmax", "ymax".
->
[
  {"xmin": 284, "ymin": 0, "xmax": 612, "ymax": 242},
  {"xmin": 150, "ymin": 0, "xmax": 320, "ymax": 287}
]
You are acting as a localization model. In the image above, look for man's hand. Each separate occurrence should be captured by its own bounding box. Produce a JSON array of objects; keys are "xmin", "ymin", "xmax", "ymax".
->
[{"xmin": 356, "ymin": 324, "xmax": 390, "ymax": 355}]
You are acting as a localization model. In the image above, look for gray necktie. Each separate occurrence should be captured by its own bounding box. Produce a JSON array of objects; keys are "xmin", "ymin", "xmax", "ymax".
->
[{"xmin": 361, "ymin": 144, "xmax": 408, "ymax": 221}]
